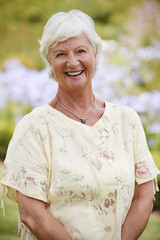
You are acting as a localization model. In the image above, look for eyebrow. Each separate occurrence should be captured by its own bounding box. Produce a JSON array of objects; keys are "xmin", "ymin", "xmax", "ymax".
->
[
  {"xmin": 76, "ymin": 45, "xmax": 89, "ymax": 49},
  {"xmin": 52, "ymin": 45, "xmax": 89, "ymax": 54},
  {"xmin": 52, "ymin": 50, "xmax": 65, "ymax": 54}
]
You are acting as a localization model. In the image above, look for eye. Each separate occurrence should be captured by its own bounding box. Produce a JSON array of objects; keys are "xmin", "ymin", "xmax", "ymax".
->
[
  {"xmin": 77, "ymin": 49, "xmax": 86, "ymax": 54},
  {"xmin": 56, "ymin": 52, "xmax": 65, "ymax": 58}
]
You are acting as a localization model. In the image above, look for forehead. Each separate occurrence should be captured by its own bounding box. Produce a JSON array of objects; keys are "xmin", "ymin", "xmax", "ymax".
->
[{"xmin": 52, "ymin": 33, "xmax": 92, "ymax": 50}]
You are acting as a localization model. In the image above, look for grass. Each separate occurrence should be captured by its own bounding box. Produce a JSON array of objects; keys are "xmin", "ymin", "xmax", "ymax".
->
[
  {"xmin": 139, "ymin": 213, "xmax": 160, "ymax": 240},
  {"xmin": 0, "ymin": 162, "xmax": 160, "ymax": 240}
]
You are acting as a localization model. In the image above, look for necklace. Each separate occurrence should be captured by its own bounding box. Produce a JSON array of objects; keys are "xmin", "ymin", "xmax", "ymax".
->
[{"xmin": 56, "ymin": 95, "xmax": 96, "ymax": 124}]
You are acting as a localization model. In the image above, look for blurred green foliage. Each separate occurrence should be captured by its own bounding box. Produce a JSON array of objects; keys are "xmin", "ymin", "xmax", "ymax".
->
[
  {"xmin": 0, "ymin": 0, "xmax": 144, "ymax": 69},
  {"xmin": 151, "ymin": 151, "xmax": 160, "ymax": 211},
  {"xmin": 0, "ymin": 102, "xmax": 32, "ymax": 159},
  {"xmin": 139, "ymin": 213, "xmax": 160, "ymax": 240}
]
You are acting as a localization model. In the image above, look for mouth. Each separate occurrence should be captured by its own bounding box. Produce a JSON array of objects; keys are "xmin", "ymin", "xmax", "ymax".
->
[{"xmin": 65, "ymin": 70, "xmax": 84, "ymax": 77}]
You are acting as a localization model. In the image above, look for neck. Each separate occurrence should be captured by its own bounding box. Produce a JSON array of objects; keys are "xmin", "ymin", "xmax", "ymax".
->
[
  {"xmin": 55, "ymin": 95, "xmax": 96, "ymax": 124},
  {"xmin": 56, "ymin": 86, "xmax": 95, "ymax": 111}
]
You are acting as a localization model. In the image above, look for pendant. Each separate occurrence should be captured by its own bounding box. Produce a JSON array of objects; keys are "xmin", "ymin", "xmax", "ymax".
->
[{"xmin": 81, "ymin": 118, "xmax": 86, "ymax": 124}]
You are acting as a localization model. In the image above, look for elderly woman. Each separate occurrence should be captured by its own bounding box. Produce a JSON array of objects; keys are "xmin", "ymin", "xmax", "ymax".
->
[{"xmin": 0, "ymin": 10, "xmax": 159, "ymax": 240}]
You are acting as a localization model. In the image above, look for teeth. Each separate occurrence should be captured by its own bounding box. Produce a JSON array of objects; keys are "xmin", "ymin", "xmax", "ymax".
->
[{"xmin": 67, "ymin": 70, "xmax": 83, "ymax": 76}]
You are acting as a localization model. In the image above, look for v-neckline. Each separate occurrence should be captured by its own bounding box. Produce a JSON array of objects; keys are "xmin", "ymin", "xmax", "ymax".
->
[{"xmin": 44, "ymin": 101, "xmax": 109, "ymax": 128}]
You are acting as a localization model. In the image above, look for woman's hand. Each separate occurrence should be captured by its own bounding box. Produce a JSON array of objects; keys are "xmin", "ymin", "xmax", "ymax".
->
[
  {"xmin": 17, "ymin": 191, "xmax": 72, "ymax": 240},
  {"xmin": 121, "ymin": 180, "xmax": 154, "ymax": 240}
]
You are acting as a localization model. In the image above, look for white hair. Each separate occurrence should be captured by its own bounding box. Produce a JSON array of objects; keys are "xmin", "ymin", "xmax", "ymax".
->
[{"xmin": 39, "ymin": 9, "xmax": 103, "ymax": 79}]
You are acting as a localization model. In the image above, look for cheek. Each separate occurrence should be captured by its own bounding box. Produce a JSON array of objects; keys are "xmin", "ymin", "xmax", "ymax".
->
[
  {"xmin": 51, "ymin": 62, "xmax": 62, "ymax": 74},
  {"xmin": 88, "ymin": 57, "xmax": 96, "ymax": 72},
  {"xmin": 84, "ymin": 54, "xmax": 95, "ymax": 67}
]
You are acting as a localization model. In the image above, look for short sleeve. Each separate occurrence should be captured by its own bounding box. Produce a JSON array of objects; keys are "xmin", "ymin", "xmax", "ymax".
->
[
  {"xmin": 0, "ymin": 115, "xmax": 49, "ymax": 203},
  {"xmin": 131, "ymin": 109, "xmax": 160, "ymax": 186}
]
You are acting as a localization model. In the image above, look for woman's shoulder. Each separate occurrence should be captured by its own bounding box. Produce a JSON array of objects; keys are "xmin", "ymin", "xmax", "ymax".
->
[
  {"xmin": 106, "ymin": 101, "xmax": 138, "ymax": 117},
  {"xmin": 15, "ymin": 105, "xmax": 49, "ymax": 130},
  {"xmin": 104, "ymin": 101, "xmax": 141, "ymax": 128}
]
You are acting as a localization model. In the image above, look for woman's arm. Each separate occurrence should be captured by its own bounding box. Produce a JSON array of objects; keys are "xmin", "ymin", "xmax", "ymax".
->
[
  {"xmin": 121, "ymin": 180, "xmax": 154, "ymax": 240},
  {"xmin": 17, "ymin": 191, "xmax": 72, "ymax": 240}
]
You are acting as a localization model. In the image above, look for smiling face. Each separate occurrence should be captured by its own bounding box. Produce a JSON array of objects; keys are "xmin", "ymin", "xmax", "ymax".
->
[{"xmin": 48, "ymin": 34, "xmax": 97, "ymax": 92}]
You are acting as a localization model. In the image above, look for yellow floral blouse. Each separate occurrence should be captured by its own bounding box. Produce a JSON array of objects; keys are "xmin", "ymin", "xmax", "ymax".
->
[{"xmin": 0, "ymin": 102, "xmax": 159, "ymax": 240}]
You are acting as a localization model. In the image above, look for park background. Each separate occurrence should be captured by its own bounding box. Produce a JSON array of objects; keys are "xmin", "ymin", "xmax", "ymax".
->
[{"xmin": 0, "ymin": 0, "xmax": 160, "ymax": 239}]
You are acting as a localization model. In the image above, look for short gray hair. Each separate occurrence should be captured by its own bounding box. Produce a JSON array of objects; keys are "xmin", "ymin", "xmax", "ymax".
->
[{"xmin": 39, "ymin": 10, "xmax": 103, "ymax": 79}]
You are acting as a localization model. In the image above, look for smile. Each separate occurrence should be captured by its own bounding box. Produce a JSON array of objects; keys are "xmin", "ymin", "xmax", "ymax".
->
[{"xmin": 66, "ymin": 70, "xmax": 84, "ymax": 76}]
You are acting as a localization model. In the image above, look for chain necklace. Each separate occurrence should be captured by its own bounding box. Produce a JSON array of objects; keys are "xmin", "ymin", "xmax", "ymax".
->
[{"xmin": 56, "ymin": 96, "xmax": 96, "ymax": 124}]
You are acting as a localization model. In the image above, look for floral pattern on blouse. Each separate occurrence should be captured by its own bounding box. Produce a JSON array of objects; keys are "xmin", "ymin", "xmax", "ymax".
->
[{"xmin": 135, "ymin": 161, "xmax": 151, "ymax": 178}]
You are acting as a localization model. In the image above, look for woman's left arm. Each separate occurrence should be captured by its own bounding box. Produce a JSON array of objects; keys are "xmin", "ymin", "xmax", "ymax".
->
[{"xmin": 121, "ymin": 180, "xmax": 154, "ymax": 240}]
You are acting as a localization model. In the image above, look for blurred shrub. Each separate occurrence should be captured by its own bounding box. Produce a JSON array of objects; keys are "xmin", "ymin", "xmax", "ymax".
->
[
  {"xmin": 150, "ymin": 151, "xmax": 160, "ymax": 211},
  {"xmin": 153, "ymin": 182, "xmax": 160, "ymax": 211},
  {"xmin": 0, "ymin": 119, "xmax": 14, "ymax": 159},
  {"xmin": 0, "ymin": 102, "xmax": 32, "ymax": 159},
  {"xmin": 120, "ymin": 0, "xmax": 160, "ymax": 48},
  {"xmin": 0, "ymin": 0, "xmax": 144, "ymax": 68}
]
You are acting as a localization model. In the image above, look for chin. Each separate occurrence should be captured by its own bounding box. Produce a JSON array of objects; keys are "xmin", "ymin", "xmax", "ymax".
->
[{"xmin": 68, "ymin": 78, "xmax": 90, "ymax": 90}]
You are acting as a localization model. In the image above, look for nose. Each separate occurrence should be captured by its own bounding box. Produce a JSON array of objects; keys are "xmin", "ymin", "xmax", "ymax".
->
[{"xmin": 66, "ymin": 52, "xmax": 79, "ymax": 68}]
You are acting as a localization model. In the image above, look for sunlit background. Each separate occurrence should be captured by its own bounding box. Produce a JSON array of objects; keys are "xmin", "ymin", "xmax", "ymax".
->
[{"xmin": 0, "ymin": 0, "xmax": 160, "ymax": 239}]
